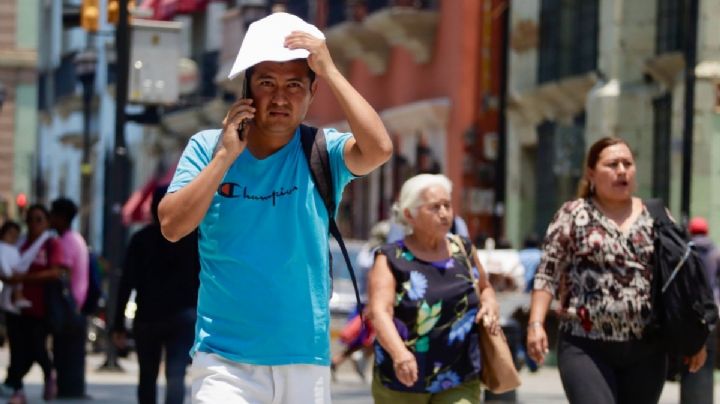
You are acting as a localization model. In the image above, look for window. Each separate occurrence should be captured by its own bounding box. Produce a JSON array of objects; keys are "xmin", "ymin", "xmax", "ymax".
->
[
  {"xmin": 54, "ymin": 54, "xmax": 77, "ymax": 101},
  {"xmin": 327, "ymin": 0, "xmax": 346, "ymax": 26},
  {"xmin": 656, "ymin": 0, "xmax": 685, "ymax": 54},
  {"xmin": 652, "ymin": 94, "xmax": 672, "ymax": 201},
  {"xmin": 538, "ymin": 0, "xmax": 598, "ymax": 83}
]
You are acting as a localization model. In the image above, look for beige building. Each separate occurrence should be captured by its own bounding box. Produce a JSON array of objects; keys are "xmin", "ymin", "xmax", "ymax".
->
[
  {"xmin": 505, "ymin": 0, "xmax": 720, "ymax": 245},
  {"xmin": 0, "ymin": 0, "xmax": 40, "ymax": 219}
]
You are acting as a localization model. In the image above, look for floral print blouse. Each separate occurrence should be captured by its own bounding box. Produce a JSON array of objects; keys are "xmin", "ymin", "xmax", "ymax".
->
[
  {"xmin": 374, "ymin": 236, "xmax": 481, "ymax": 393},
  {"xmin": 534, "ymin": 198, "xmax": 655, "ymax": 341}
]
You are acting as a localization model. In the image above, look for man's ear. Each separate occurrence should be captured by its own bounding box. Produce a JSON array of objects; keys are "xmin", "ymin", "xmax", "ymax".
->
[{"xmin": 309, "ymin": 80, "xmax": 319, "ymax": 100}]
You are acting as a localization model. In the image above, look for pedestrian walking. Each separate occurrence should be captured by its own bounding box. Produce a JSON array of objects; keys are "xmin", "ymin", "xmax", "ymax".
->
[
  {"xmin": 48, "ymin": 198, "xmax": 89, "ymax": 398},
  {"xmin": 679, "ymin": 216, "xmax": 720, "ymax": 404},
  {"xmin": 526, "ymin": 137, "xmax": 705, "ymax": 404},
  {"xmin": 368, "ymin": 174, "xmax": 500, "ymax": 403},
  {"xmin": 1, "ymin": 205, "xmax": 62, "ymax": 403},
  {"xmin": 112, "ymin": 185, "xmax": 199, "ymax": 404},
  {"xmin": 158, "ymin": 12, "xmax": 392, "ymax": 403},
  {"xmin": 519, "ymin": 234, "xmax": 541, "ymax": 294}
]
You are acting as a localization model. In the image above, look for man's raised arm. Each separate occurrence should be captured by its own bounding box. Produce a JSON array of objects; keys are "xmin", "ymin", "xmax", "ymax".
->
[{"xmin": 285, "ymin": 32, "xmax": 393, "ymax": 175}]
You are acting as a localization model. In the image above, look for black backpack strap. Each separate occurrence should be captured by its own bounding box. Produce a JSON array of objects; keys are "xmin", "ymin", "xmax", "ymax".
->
[
  {"xmin": 299, "ymin": 125, "xmax": 363, "ymax": 316},
  {"xmin": 645, "ymin": 198, "xmax": 671, "ymax": 225},
  {"xmin": 300, "ymin": 125, "xmax": 334, "ymax": 214}
]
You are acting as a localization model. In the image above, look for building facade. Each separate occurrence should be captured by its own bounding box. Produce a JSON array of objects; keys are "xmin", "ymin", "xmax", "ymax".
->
[
  {"xmin": 306, "ymin": 0, "xmax": 506, "ymax": 240},
  {"xmin": 506, "ymin": 0, "xmax": 720, "ymax": 246},
  {"xmin": 0, "ymin": 0, "xmax": 41, "ymax": 219}
]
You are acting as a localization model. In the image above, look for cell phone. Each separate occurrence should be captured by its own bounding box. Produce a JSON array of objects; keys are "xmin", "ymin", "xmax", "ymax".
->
[{"xmin": 237, "ymin": 76, "xmax": 250, "ymax": 141}]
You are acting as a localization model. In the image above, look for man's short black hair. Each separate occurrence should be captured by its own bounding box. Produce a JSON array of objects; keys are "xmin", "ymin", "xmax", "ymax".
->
[
  {"xmin": 0, "ymin": 221, "xmax": 20, "ymax": 239},
  {"xmin": 50, "ymin": 198, "xmax": 78, "ymax": 223}
]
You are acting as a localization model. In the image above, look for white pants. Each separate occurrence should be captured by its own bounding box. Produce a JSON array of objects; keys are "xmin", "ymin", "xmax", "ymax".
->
[{"xmin": 191, "ymin": 352, "xmax": 332, "ymax": 404}]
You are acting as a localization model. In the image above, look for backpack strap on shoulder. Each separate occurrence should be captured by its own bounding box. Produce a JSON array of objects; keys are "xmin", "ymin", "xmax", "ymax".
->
[
  {"xmin": 299, "ymin": 124, "xmax": 363, "ymax": 317},
  {"xmin": 300, "ymin": 125, "xmax": 334, "ymax": 215},
  {"xmin": 645, "ymin": 198, "xmax": 671, "ymax": 225}
]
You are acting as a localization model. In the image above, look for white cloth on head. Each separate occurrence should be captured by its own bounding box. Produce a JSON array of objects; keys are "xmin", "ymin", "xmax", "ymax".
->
[{"xmin": 228, "ymin": 12, "xmax": 325, "ymax": 80}]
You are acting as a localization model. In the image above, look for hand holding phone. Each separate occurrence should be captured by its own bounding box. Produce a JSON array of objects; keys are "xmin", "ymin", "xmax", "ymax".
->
[{"xmin": 237, "ymin": 77, "xmax": 251, "ymax": 141}]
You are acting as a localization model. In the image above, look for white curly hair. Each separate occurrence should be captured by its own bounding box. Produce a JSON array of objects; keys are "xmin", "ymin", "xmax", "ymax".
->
[{"xmin": 391, "ymin": 173, "xmax": 452, "ymax": 235}]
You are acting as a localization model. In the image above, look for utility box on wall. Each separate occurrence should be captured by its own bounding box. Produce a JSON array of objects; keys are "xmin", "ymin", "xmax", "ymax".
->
[{"xmin": 129, "ymin": 19, "xmax": 182, "ymax": 104}]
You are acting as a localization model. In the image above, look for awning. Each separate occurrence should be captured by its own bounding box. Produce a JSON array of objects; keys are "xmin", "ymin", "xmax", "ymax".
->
[{"xmin": 121, "ymin": 164, "xmax": 177, "ymax": 225}]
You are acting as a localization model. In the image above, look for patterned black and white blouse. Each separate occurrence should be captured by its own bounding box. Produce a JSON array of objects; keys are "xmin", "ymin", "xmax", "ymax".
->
[{"xmin": 534, "ymin": 198, "xmax": 655, "ymax": 341}]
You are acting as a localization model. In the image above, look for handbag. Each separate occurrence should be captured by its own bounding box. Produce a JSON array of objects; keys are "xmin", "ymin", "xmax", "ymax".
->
[{"xmin": 454, "ymin": 235, "xmax": 521, "ymax": 394}]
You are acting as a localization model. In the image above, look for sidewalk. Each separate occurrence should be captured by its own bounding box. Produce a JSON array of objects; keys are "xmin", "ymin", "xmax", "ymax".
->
[
  {"xmin": 517, "ymin": 366, "xmax": 718, "ymax": 404},
  {"xmin": 2, "ymin": 346, "xmax": 717, "ymax": 403},
  {"xmin": 1, "ymin": 348, "xmax": 373, "ymax": 403}
]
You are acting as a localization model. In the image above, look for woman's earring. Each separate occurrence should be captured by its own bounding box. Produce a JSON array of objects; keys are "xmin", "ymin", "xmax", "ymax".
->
[{"xmin": 590, "ymin": 182, "xmax": 596, "ymax": 194}]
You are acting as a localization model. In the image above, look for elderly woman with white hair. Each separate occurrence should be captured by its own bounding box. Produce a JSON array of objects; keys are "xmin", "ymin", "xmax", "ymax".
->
[{"xmin": 368, "ymin": 174, "xmax": 500, "ymax": 403}]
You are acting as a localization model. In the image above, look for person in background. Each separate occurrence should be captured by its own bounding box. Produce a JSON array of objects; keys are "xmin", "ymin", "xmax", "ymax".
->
[
  {"xmin": 679, "ymin": 216, "xmax": 720, "ymax": 404},
  {"xmin": 526, "ymin": 137, "xmax": 705, "ymax": 404},
  {"xmin": 368, "ymin": 174, "xmax": 499, "ymax": 403},
  {"xmin": 519, "ymin": 234, "xmax": 542, "ymax": 293},
  {"xmin": 48, "ymin": 198, "xmax": 89, "ymax": 399},
  {"xmin": 0, "ymin": 221, "xmax": 35, "ymax": 314},
  {"xmin": 113, "ymin": 185, "xmax": 200, "ymax": 404},
  {"xmin": 0, "ymin": 221, "xmax": 21, "ymax": 311},
  {"xmin": 2, "ymin": 205, "xmax": 62, "ymax": 403}
]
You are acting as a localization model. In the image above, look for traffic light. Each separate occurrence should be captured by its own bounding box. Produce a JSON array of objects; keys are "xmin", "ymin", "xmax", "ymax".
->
[
  {"xmin": 15, "ymin": 193, "xmax": 27, "ymax": 210},
  {"xmin": 108, "ymin": 0, "xmax": 136, "ymax": 26},
  {"xmin": 107, "ymin": 0, "xmax": 119, "ymax": 24},
  {"xmin": 15, "ymin": 192, "xmax": 27, "ymax": 217},
  {"xmin": 81, "ymin": 0, "xmax": 100, "ymax": 32}
]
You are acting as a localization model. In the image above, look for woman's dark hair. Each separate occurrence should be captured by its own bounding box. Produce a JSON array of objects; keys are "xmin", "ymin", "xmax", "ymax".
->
[
  {"xmin": 26, "ymin": 204, "xmax": 50, "ymax": 222},
  {"xmin": 0, "ymin": 221, "xmax": 20, "ymax": 239},
  {"xmin": 577, "ymin": 137, "xmax": 631, "ymax": 198}
]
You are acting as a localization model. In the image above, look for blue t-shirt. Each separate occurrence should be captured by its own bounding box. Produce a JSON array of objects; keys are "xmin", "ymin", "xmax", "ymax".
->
[{"xmin": 168, "ymin": 127, "xmax": 355, "ymax": 366}]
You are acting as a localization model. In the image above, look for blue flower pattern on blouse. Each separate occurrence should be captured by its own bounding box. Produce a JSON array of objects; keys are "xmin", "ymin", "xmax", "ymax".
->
[
  {"xmin": 406, "ymin": 271, "xmax": 428, "ymax": 301},
  {"xmin": 427, "ymin": 370, "xmax": 462, "ymax": 393},
  {"xmin": 374, "ymin": 343, "xmax": 385, "ymax": 365},
  {"xmin": 374, "ymin": 237, "xmax": 481, "ymax": 394},
  {"xmin": 448, "ymin": 307, "xmax": 478, "ymax": 345}
]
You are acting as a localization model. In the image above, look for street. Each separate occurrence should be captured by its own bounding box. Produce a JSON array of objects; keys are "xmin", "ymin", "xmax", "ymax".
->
[{"xmin": 0, "ymin": 346, "xmax": 713, "ymax": 403}]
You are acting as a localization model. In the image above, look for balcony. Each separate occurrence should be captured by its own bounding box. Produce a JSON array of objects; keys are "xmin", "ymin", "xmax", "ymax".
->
[
  {"xmin": 325, "ymin": 21, "xmax": 390, "ymax": 75},
  {"xmin": 324, "ymin": 4, "xmax": 438, "ymax": 75},
  {"xmin": 364, "ymin": 6, "xmax": 438, "ymax": 64},
  {"xmin": 508, "ymin": 72, "xmax": 599, "ymax": 126},
  {"xmin": 644, "ymin": 52, "xmax": 685, "ymax": 89}
]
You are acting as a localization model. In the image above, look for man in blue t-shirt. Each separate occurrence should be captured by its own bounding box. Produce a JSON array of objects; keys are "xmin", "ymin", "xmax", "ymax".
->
[{"xmin": 158, "ymin": 12, "xmax": 392, "ymax": 403}]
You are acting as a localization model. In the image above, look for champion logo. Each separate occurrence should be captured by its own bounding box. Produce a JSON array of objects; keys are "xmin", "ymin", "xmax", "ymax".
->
[{"xmin": 218, "ymin": 182, "xmax": 240, "ymax": 198}]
